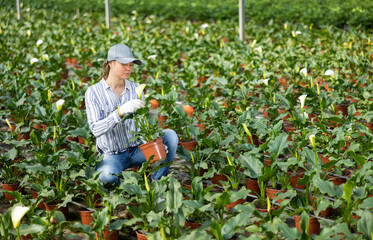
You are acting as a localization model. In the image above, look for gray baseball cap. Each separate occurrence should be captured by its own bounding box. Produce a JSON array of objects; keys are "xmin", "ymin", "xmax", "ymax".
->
[{"xmin": 107, "ymin": 44, "xmax": 142, "ymax": 65}]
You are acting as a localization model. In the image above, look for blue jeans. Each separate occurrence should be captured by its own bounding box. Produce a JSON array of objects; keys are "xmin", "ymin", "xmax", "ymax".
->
[{"xmin": 96, "ymin": 129, "xmax": 179, "ymax": 184}]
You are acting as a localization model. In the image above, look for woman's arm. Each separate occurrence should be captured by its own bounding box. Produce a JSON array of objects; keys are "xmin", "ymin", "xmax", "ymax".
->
[{"xmin": 85, "ymin": 88, "xmax": 121, "ymax": 138}]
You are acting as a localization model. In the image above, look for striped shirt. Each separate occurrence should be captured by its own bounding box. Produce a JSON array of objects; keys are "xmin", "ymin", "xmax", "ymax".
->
[{"xmin": 85, "ymin": 78, "xmax": 143, "ymax": 154}]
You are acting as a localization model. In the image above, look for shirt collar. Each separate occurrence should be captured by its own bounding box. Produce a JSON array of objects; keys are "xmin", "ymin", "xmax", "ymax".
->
[{"xmin": 101, "ymin": 78, "xmax": 130, "ymax": 91}]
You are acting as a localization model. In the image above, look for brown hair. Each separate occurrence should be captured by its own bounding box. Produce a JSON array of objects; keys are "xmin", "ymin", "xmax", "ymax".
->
[{"xmin": 99, "ymin": 60, "xmax": 110, "ymax": 80}]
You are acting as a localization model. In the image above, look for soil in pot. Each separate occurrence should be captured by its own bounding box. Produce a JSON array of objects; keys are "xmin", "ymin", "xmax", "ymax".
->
[
  {"xmin": 294, "ymin": 214, "xmax": 321, "ymax": 236},
  {"xmin": 139, "ymin": 137, "xmax": 167, "ymax": 163}
]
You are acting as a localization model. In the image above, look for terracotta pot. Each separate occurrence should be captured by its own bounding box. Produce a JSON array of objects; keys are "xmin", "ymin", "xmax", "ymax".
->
[
  {"xmin": 278, "ymin": 109, "xmax": 290, "ymax": 121},
  {"xmin": 179, "ymin": 139, "xmax": 197, "ymax": 151},
  {"xmin": 309, "ymin": 195, "xmax": 333, "ymax": 217},
  {"xmin": 294, "ymin": 214, "xmax": 321, "ymax": 236},
  {"xmin": 95, "ymin": 226, "xmax": 119, "ymax": 240},
  {"xmin": 287, "ymin": 169, "xmax": 306, "ymax": 189},
  {"xmin": 283, "ymin": 121, "xmax": 296, "ymax": 141},
  {"xmin": 2, "ymin": 183, "xmax": 20, "ymax": 201},
  {"xmin": 265, "ymin": 187, "xmax": 287, "ymax": 204},
  {"xmin": 225, "ymin": 198, "xmax": 246, "ymax": 211},
  {"xmin": 11, "ymin": 125, "xmax": 30, "ymax": 141},
  {"xmin": 246, "ymin": 178, "xmax": 260, "ymax": 195},
  {"xmin": 157, "ymin": 115, "xmax": 168, "ymax": 129},
  {"xmin": 211, "ymin": 173, "xmax": 227, "ymax": 186},
  {"xmin": 43, "ymin": 202, "xmax": 69, "ymax": 223},
  {"xmin": 136, "ymin": 231, "xmax": 148, "ymax": 240},
  {"xmin": 328, "ymin": 169, "xmax": 353, "ymax": 186},
  {"xmin": 150, "ymin": 99, "xmax": 160, "ymax": 109},
  {"xmin": 336, "ymin": 103, "xmax": 349, "ymax": 116},
  {"xmin": 182, "ymin": 105, "xmax": 195, "ymax": 118},
  {"xmin": 79, "ymin": 209, "xmax": 94, "ymax": 225},
  {"xmin": 139, "ymin": 138, "xmax": 167, "ymax": 163},
  {"xmin": 185, "ymin": 221, "xmax": 202, "ymax": 230},
  {"xmin": 33, "ymin": 122, "xmax": 47, "ymax": 132},
  {"xmin": 246, "ymin": 133, "xmax": 259, "ymax": 146},
  {"xmin": 31, "ymin": 189, "xmax": 45, "ymax": 209},
  {"xmin": 21, "ymin": 234, "xmax": 32, "ymax": 240}
]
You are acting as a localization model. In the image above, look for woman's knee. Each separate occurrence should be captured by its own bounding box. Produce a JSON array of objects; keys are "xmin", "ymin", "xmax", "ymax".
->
[{"xmin": 163, "ymin": 129, "xmax": 179, "ymax": 148}]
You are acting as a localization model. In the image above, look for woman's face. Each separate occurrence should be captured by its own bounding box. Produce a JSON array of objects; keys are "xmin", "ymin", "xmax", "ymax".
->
[{"xmin": 110, "ymin": 61, "xmax": 134, "ymax": 79}]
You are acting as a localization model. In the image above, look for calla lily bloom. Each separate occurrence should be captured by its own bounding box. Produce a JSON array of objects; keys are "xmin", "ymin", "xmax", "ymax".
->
[
  {"xmin": 30, "ymin": 58, "xmax": 38, "ymax": 64},
  {"xmin": 325, "ymin": 70, "xmax": 334, "ymax": 76},
  {"xmin": 144, "ymin": 173, "xmax": 150, "ymax": 192},
  {"xmin": 56, "ymin": 99, "xmax": 65, "ymax": 112},
  {"xmin": 11, "ymin": 206, "xmax": 30, "ymax": 229},
  {"xmin": 147, "ymin": 55, "xmax": 157, "ymax": 59},
  {"xmin": 300, "ymin": 68, "xmax": 307, "ymax": 77},
  {"xmin": 201, "ymin": 23, "xmax": 209, "ymax": 29},
  {"xmin": 36, "ymin": 39, "xmax": 43, "ymax": 47},
  {"xmin": 26, "ymin": 30, "xmax": 31, "ymax": 37},
  {"xmin": 135, "ymin": 84, "xmax": 146, "ymax": 99},
  {"xmin": 254, "ymin": 46, "xmax": 262, "ymax": 53},
  {"xmin": 258, "ymin": 78, "xmax": 269, "ymax": 86},
  {"xmin": 42, "ymin": 54, "xmax": 49, "ymax": 61},
  {"xmin": 298, "ymin": 94, "xmax": 307, "ymax": 109},
  {"xmin": 309, "ymin": 134, "xmax": 316, "ymax": 148}
]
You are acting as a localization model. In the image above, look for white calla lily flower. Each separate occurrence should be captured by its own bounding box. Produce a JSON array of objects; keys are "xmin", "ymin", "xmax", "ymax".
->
[
  {"xmin": 300, "ymin": 68, "xmax": 307, "ymax": 77},
  {"xmin": 56, "ymin": 99, "xmax": 65, "ymax": 112},
  {"xmin": 258, "ymin": 78, "xmax": 269, "ymax": 86},
  {"xmin": 11, "ymin": 206, "xmax": 30, "ymax": 229},
  {"xmin": 30, "ymin": 58, "xmax": 38, "ymax": 64},
  {"xmin": 254, "ymin": 46, "xmax": 262, "ymax": 53},
  {"xmin": 42, "ymin": 54, "xmax": 49, "ymax": 61},
  {"xmin": 26, "ymin": 30, "xmax": 31, "ymax": 37},
  {"xmin": 201, "ymin": 23, "xmax": 209, "ymax": 29},
  {"xmin": 36, "ymin": 39, "xmax": 43, "ymax": 47},
  {"xmin": 309, "ymin": 134, "xmax": 316, "ymax": 148},
  {"xmin": 298, "ymin": 94, "xmax": 307, "ymax": 109},
  {"xmin": 325, "ymin": 69, "xmax": 334, "ymax": 76},
  {"xmin": 136, "ymin": 84, "xmax": 146, "ymax": 99},
  {"xmin": 147, "ymin": 55, "xmax": 157, "ymax": 59}
]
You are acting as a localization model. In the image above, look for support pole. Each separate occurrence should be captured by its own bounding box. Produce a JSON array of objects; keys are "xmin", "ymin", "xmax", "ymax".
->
[
  {"xmin": 239, "ymin": 0, "xmax": 245, "ymax": 41},
  {"xmin": 16, "ymin": 0, "xmax": 22, "ymax": 21},
  {"xmin": 105, "ymin": 0, "xmax": 111, "ymax": 29}
]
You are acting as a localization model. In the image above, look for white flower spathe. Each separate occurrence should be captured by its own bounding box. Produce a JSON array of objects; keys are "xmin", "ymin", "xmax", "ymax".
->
[
  {"xmin": 254, "ymin": 46, "xmax": 262, "ymax": 53},
  {"xmin": 42, "ymin": 54, "xmax": 49, "ymax": 61},
  {"xmin": 296, "ymin": 31, "xmax": 302, "ymax": 35},
  {"xmin": 325, "ymin": 69, "xmax": 334, "ymax": 76},
  {"xmin": 147, "ymin": 55, "xmax": 157, "ymax": 59},
  {"xmin": 26, "ymin": 30, "xmax": 31, "ymax": 37},
  {"xmin": 201, "ymin": 23, "xmax": 209, "ymax": 29},
  {"xmin": 131, "ymin": 10, "xmax": 137, "ymax": 15},
  {"xmin": 258, "ymin": 78, "xmax": 269, "ymax": 86},
  {"xmin": 309, "ymin": 134, "xmax": 316, "ymax": 148},
  {"xmin": 135, "ymin": 84, "xmax": 146, "ymax": 99},
  {"xmin": 56, "ymin": 99, "xmax": 65, "ymax": 112},
  {"xmin": 11, "ymin": 206, "xmax": 30, "ymax": 229},
  {"xmin": 194, "ymin": 33, "xmax": 199, "ymax": 39},
  {"xmin": 131, "ymin": 16, "xmax": 136, "ymax": 21},
  {"xmin": 36, "ymin": 39, "xmax": 43, "ymax": 47},
  {"xmin": 298, "ymin": 94, "xmax": 307, "ymax": 109},
  {"xmin": 300, "ymin": 68, "xmax": 307, "ymax": 76},
  {"xmin": 30, "ymin": 58, "xmax": 38, "ymax": 64}
]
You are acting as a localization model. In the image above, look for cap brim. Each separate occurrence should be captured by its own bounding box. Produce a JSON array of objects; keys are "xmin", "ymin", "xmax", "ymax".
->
[{"xmin": 116, "ymin": 57, "xmax": 142, "ymax": 65}]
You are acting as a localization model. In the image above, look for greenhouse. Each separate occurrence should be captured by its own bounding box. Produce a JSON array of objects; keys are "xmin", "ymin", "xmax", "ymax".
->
[{"xmin": 1, "ymin": 0, "xmax": 373, "ymax": 239}]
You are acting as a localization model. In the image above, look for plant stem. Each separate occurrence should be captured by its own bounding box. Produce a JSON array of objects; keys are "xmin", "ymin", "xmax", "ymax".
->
[{"xmin": 16, "ymin": 228, "xmax": 21, "ymax": 240}]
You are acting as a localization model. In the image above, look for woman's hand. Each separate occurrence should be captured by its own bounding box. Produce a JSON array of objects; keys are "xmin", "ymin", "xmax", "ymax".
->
[{"xmin": 118, "ymin": 99, "xmax": 145, "ymax": 117}]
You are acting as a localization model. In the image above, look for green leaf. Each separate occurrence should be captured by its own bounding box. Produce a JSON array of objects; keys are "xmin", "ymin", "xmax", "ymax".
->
[
  {"xmin": 166, "ymin": 178, "xmax": 183, "ymax": 211},
  {"xmin": 54, "ymin": 210, "xmax": 66, "ymax": 223},
  {"xmin": 342, "ymin": 180, "xmax": 354, "ymax": 207},
  {"xmin": 278, "ymin": 222, "xmax": 300, "ymax": 239},
  {"xmin": 268, "ymin": 133, "xmax": 289, "ymax": 159},
  {"xmin": 19, "ymin": 224, "xmax": 46, "ymax": 235},
  {"xmin": 357, "ymin": 210, "xmax": 373, "ymax": 240},
  {"xmin": 313, "ymin": 178, "xmax": 342, "ymax": 198},
  {"xmin": 241, "ymin": 155, "xmax": 263, "ymax": 179},
  {"xmin": 222, "ymin": 212, "xmax": 251, "ymax": 236}
]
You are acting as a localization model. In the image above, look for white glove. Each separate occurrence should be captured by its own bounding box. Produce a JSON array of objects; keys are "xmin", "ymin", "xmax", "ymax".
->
[
  {"xmin": 118, "ymin": 99, "xmax": 145, "ymax": 116},
  {"xmin": 164, "ymin": 144, "xmax": 168, "ymax": 154}
]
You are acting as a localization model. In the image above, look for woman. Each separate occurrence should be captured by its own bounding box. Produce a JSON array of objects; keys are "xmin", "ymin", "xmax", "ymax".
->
[{"xmin": 85, "ymin": 43, "xmax": 178, "ymax": 184}]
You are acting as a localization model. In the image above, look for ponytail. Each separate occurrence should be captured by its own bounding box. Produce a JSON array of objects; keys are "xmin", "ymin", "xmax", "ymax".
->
[{"xmin": 99, "ymin": 60, "xmax": 110, "ymax": 80}]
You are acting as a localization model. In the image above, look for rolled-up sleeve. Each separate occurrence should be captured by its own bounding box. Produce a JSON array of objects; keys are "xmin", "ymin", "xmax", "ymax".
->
[{"xmin": 85, "ymin": 88, "xmax": 121, "ymax": 138}]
